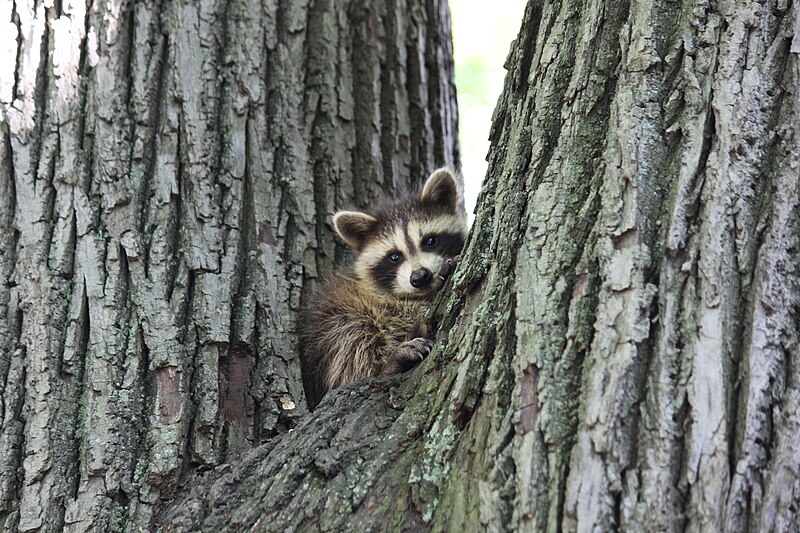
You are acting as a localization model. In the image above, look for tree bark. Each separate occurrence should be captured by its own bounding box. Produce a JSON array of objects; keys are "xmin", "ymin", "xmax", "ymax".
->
[
  {"xmin": 0, "ymin": 0, "xmax": 458, "ymax": 531},
  {"xmin": 161, "ymin": 0, "xmax": 800, "ymax": 532}
]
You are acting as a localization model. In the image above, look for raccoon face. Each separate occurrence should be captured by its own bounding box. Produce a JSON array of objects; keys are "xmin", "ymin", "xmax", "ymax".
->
[{"xmin": 332, "ymin": 168, "xmax": 468, "ymax": 298}]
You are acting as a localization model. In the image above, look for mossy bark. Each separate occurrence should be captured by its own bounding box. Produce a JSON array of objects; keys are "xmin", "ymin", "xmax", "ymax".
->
[
  {"xmin": 162, "ymin": 0, "xmax": 800, "ymax": 531},
  {"xmin": 0, "ymin": 0, "xmax": 457, "ymax": 531}
]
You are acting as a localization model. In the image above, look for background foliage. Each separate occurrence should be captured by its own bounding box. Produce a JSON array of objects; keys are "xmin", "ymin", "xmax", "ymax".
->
[{"xmin": 450, "ymin": 0, "xmax": 527, "ymax": 218}]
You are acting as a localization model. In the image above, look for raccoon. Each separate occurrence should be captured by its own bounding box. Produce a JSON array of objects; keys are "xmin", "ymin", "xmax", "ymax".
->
[{"xmin": 299, "ymin": 168, "xmax": 468, "ymax": 408}]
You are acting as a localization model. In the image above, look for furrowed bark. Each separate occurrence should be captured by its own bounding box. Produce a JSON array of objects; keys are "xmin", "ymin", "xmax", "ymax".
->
[
  {"xmin": 0, "ymin": 1, "xmax": 458, "ymax": 531},
  {"xmin": 162, "ymin": 0, "xmax": 800, "ymax": 532}
]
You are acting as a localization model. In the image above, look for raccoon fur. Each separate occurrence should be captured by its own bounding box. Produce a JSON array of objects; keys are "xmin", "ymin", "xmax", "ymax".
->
[{"xmin": 299, "ymin": 168, "xmax": 469, "ymax": 408}]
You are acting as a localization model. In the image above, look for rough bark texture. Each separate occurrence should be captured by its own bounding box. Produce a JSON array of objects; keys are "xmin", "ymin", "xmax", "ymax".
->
[
  {"xmin": 0, "ymin": 0, "xmax": 458, "ymax": 531},
  {"xmin": 161, "ymin": 0, "xmax": 800, "ymax": 532}
]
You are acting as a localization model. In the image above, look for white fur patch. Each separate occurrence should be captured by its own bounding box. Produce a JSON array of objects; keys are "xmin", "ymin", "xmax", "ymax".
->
[
  {"xmin": 396, "ymin": 261, "xmax": 415, "ymax": 293},
  {"xmin": 332, "ymin": 211, "xmax": 378, "ymax": 249},
  {"xmin": 421, "ymin": 168, "xmax": 464, "ymax": 209}
]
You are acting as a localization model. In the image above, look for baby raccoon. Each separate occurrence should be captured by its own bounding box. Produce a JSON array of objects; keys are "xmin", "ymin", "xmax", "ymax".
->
[{"xmin": 299, "ymin": 168, "xmax": 468, "ymax": 408}]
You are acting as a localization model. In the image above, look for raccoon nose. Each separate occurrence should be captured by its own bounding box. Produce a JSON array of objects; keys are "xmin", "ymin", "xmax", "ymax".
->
[{"xmin": 410, "ymin": 268, "xmax": 432, "ymax": 288}]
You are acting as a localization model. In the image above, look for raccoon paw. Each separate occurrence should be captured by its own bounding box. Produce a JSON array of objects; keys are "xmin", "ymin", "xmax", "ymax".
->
[
  {"xmin": 381, "ymin": 338, "xmax": 434, "ymax": 375},
  {"xmin": 431, "ymin": 255, "xmax": 460, "ymax": 292}
]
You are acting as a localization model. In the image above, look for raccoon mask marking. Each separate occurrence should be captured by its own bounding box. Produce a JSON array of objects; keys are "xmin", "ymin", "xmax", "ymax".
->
[{"xmin": 332, "ymin": 168, "xmax": 468, "ymax": 299}]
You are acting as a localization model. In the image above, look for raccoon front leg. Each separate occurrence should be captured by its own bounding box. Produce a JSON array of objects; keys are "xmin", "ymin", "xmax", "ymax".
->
[
  {"xmin": 409, "ymin": 313, "xmax": 432, "ymax": 340},
  {"xmin": 430, "ymin": 255, "xmax": 460, "ymax": 292},
  {"xmin": 381, "ymin": 338, "xmax": 433, "ymax": 375}
]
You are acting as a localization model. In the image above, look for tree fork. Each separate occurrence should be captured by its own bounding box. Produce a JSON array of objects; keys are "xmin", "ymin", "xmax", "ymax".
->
[{"xmin": 164, "ymin": 0, "xmax": 800, "ymax": 531}]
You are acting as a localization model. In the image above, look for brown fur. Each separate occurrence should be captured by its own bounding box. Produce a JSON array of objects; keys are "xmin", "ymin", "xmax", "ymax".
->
[
  {"xmin": 299, "ymin": 274, "xmax": 428, "ymax": 408},
  {"xmin": 299, "ymin": 168, "xmax": 467, "ymax": 409}
]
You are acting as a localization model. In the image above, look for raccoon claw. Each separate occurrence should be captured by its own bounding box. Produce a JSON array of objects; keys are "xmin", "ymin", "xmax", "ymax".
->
[
  {"xmin": 382, "ymin": 338, "xmax": 433, "ymax": 375},
  {"xmin": 431, "ymin": 255, "xmax": 460, "ymax": 292}
]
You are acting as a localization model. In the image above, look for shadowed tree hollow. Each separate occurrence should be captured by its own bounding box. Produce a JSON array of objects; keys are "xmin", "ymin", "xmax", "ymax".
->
[
  {"xmin": 3, "ymin": 0, "xmax": 800, "ymax": 533},
  {"xmin": 0, "ymin": 0, "xmax": 457, "ymax": 531}
]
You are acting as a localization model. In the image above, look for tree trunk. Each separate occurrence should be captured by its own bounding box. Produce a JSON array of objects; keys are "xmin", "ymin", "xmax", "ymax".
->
[
  {"xmin": 160, "ymin": 0, "xmax": 800, "ymax": 532},
  {"xmin": 0, "ymin": 0, "xmax": 458, "ymax": 531}
]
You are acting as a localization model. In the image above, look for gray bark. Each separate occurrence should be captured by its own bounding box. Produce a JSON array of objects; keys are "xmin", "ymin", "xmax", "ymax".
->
[
  {"xmin": 161, "ymin": 0, "xmax": 800, "ymax": 532},
  {"xmin": 0, "ymin": 0, "xmax": 458, "ymax": 531}
]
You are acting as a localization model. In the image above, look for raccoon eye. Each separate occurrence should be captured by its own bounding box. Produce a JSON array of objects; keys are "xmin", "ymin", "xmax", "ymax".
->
[
  {"xmin": 422, "ymin": 235, "xmax": 438, "ymax": 247},
  {"xmin": 388, "ymin": 252, "xmax": 402, "ymax": 263}
]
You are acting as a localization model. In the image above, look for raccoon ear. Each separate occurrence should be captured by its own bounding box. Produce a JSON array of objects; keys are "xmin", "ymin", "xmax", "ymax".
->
[
  {"xmin": 332, "ymin": 211, "xmax": 378, "ymax": 250},
  {"xmin": 420, "ymin": 168, "xmax": 461, "ymax": 213}
]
